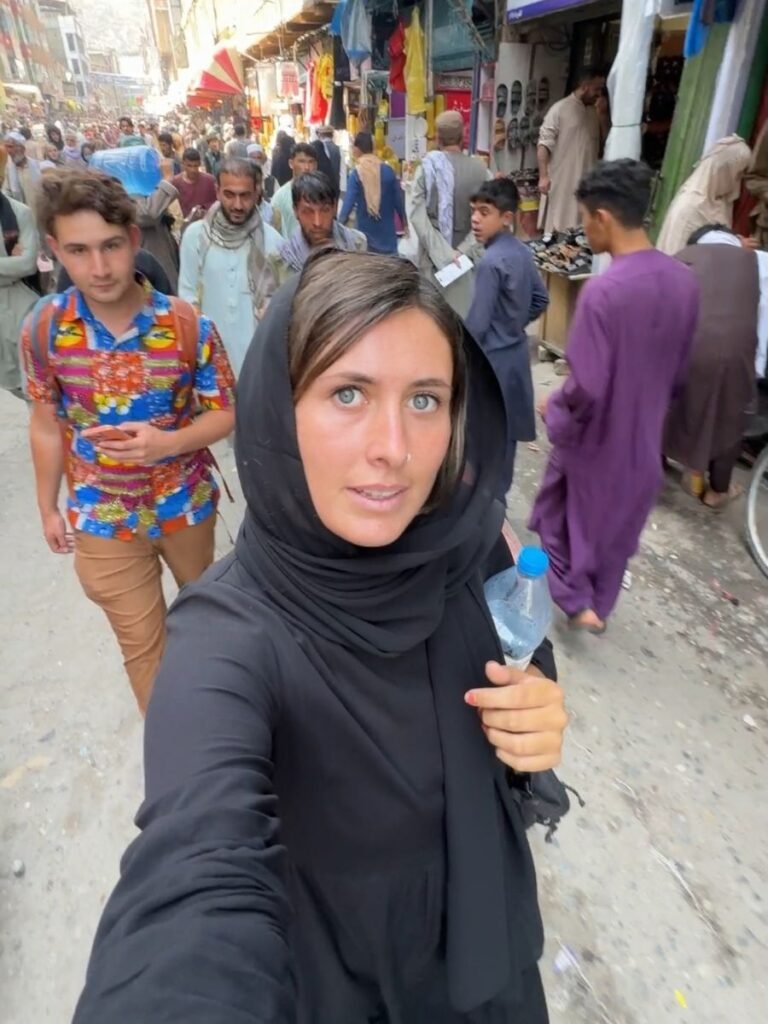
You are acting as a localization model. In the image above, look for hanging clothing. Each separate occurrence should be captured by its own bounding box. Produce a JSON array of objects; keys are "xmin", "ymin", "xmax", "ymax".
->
[
  {"xmin": 390, "ymin": 17, "xmax": 407, "ymax": 93},
  {"xmin": 530, "ymin": 250, "xmax": 699, "ymax": 621},
  {"xmin": 537, "ymin": 93, "xmax": 601, "ymax": 233},
  {"xmin": 664, "ymin": 236, "xmax": 759, "ymax": 475},
  {"xmin": 309, "ymin": 61, "xmax": 329, "ymax": 123},
  {"xmin": 684, "ymin": 0, "xmax": 740, "ymax": 59},
  {"xmin": 656, "ymin": 135, "xmax": 752, "ymax": 254},
  {"xmin": 72, "ymin": 265, "xmax": 554, "ymax": 1024},
  {"xmin": 405, "ymin": 9, "xmax": 426, "ymax": 114}
]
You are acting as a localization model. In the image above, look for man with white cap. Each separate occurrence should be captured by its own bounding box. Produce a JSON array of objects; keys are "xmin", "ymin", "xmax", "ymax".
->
[{"xmin": 3, "ymin": 131, "xmax": 42, "ymax": 216}]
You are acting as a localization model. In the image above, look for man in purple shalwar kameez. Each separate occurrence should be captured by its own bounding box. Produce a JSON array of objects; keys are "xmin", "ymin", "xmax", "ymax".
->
[{"xmin": 530, "ymin": 160, "xmax": 699, "ymax": 632}]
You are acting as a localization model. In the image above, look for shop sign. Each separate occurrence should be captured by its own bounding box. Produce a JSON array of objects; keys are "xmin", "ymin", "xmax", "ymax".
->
[
  {"xmin": 506, "ymin": 0, "xmax": 595, "ymax": 22},
  {"xmin": 434, "ymin": 72, "xmax": 473, "ymax": 92}
]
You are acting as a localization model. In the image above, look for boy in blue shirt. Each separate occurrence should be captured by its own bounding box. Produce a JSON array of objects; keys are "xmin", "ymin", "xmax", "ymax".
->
[{"xmin": 466, "ymin": 179, "xmax": 549, "ymax": 500}]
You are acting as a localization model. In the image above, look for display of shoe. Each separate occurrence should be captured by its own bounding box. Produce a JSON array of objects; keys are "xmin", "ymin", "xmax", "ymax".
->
[
  {"xmin": 525, "ymin": 79, "xmax": 537, "ymax": 116},
  {"xmin": 495, "ymin": 83, "xmax": 508, "ymax": 119},
  {"xmin": 519, "ymin": 114, "xmax": 531, "ymax": 148},
  {"xmin": 526, "ymin": 228, "xmax": 594, "ymax": 275},
  {"xmin": 509, "ymin": 80, "xmax": 522, "ymax": 116},
  {"xmin": 493, "ymin": 117, "xmax": 506, "ymax": 152},
  {"xmin": 538, "ymin": 77, "xmax": 550, "ymax": 110},
  {"xmin": 506, "ymin": 117, "xmax": 519, "ymax": 152}
]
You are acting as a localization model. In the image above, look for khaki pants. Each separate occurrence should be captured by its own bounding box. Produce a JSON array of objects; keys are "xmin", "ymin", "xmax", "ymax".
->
[{"xmin": 74, "ymin": 517, "xmax": 216, "ymax": 714}]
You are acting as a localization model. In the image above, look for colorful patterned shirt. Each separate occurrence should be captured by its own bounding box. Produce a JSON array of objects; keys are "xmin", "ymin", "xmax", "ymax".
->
[{"xmin": 22, "ymin": 279, "xmax": 236, "ymax": 541}]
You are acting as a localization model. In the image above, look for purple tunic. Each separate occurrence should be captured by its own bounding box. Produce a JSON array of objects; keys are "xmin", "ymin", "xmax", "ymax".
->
[{"xmin": 529, "ymin": 250, "xmax": 699, "ymax": 620}]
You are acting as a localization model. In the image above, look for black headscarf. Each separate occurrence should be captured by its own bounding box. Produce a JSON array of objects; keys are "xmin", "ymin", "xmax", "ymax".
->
[{"xmin": 233, "ymin": 258, "xmax": 530, "ymax": 1013}]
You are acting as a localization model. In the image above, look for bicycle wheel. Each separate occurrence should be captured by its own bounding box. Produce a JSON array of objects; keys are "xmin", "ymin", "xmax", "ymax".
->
[{"xmin": 745, "ymin": 446, "xmax": 768, "ymax": 579}]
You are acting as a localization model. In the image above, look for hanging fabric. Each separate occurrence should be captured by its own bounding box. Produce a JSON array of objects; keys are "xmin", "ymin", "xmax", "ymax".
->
[
  {"xmin": 389, "ymin": 17, "xmax": 407, "ymax": 94},
  {"xmin": 405, "ymin": 9, "xmax": 426, "ymax": 115},
  {"xmin": 341, "ymin": 0, "xmax": 372, "ymax": 63},
  {"xmin": 309, "ymin": 61, "xmax": 329, "ymax": 123},
  {"xmin": 685, "ymin": 0, "xmax": 740, "ymax": 60}
]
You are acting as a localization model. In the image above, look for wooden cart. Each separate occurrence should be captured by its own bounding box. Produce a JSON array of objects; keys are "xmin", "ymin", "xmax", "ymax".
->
[{"xmin": 535, "ymin": 270, "xmax": 593, "ymax": 360}]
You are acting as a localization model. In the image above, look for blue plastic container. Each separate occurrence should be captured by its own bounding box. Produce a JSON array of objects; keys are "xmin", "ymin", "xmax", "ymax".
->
[{"xmin": 90, "ymin": 146, "xmax": 162, "ymax": 197}]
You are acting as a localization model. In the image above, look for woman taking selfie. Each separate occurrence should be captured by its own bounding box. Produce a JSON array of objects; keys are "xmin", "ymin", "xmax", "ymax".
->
[{"xmin": 74, "ymin": 252, "xmax": 567, "ymax": 1023}]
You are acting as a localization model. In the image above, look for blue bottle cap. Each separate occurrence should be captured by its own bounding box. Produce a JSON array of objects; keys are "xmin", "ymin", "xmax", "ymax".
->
[{"xmin": 517, "ymin": 546, "xmax": 550, "ymax": 578}]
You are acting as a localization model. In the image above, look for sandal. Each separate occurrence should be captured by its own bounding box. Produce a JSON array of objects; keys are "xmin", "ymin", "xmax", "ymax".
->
[
  {"xmin": 702, "ymin": 483, "xmax": 744, "ymax": 511},
  {"xmin": 509, "ymin": 80, "xmax": 523, "ymax": 116},
  {"xmin": 506, "ymin": 117, "xmax": 519, "ymax": 152},
  {"xmin": 496, "ymin": 83, "xmax": 508, "ymax": 119},
  {"xmin": 493, "ymin": 117, "xmax": 506, "ymax": 152}
]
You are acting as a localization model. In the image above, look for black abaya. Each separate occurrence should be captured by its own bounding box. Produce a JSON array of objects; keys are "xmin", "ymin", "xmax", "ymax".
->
[{"xmin": 73, "ymin": 257, "xmax": 553, "ymax": 1023}]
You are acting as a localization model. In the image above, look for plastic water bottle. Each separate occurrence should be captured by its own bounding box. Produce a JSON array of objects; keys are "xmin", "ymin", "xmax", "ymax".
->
[
  {"xmin": 484, "ymin": 547, "xmax": 552, "ymax": 670},
  {"xmin": 90, "ymin": 146, "xmax": 162, "ymax": 197}
]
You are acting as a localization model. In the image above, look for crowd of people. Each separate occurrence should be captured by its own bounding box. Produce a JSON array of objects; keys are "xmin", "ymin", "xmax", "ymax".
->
[{"xmin": 1, "ymin": 95, "xmax": 767, "ymax": 1021}]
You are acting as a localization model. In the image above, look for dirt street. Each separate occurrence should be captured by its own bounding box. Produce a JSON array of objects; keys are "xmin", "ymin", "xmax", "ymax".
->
[{"xmin": 1, "ymin": 360, "xmax": 766, "ymax": 1024}]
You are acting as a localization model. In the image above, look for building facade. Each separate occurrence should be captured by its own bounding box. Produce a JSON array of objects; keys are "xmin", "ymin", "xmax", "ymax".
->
[
  {"xmin": 0, "ymin": 0, "xmax": 61, "ymax": 111},
  {"xmin": 39, "ymin": 0, "xmax": 89, "ymax": 103}
]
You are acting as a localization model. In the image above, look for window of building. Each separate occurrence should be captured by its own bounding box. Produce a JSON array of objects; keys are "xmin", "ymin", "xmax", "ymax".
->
[
  {"xmin": 66, "ymin": 32, "xmax": 76, "ymax": 51},
  {"xmin": 71, "ymin": 57, "xmax": 80, "ymax": 74},
  {"xmin": 76, "ymin": 81, "xmax": 85, "ymax": 97}
]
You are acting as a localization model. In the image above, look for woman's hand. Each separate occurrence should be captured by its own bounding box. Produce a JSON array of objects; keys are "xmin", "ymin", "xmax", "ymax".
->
[{"xmin": 465, "ymin": 662, "xmax": 568, "ymax": 772}]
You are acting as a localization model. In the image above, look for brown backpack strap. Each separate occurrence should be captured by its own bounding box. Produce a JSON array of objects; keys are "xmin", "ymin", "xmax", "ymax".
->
[
  {"xmin": 168, "ymin": 295, "xmax": 200, "ymax": 378},
  {"xmin": 168, "ymin": 295, "xmax": 235, "ymax": 504},
  {"xmin": 26, "ymin": 295, "xmax": 63, "ymax": 405}
]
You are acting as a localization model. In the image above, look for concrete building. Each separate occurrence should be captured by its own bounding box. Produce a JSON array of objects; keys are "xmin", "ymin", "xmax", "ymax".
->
[
  {"xmin": 145, "ymin": 0, "xmax": 185, "ymax": 91},
  {"xmin": 39, "ymin": 0, "xmax": 89, "ymax": 103},
  {"xmin": 0, "ymin": 0, "xmax": 61, "ymax": 113}
]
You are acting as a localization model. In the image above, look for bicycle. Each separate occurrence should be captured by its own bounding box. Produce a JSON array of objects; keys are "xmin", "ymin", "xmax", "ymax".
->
[
  {"xmin": 746, "ymin": 444, "xmax": 768, "ymax": 579},
  {"xmin": 744, "ymin": 381, "xmax": 768, "ymax": 579}
]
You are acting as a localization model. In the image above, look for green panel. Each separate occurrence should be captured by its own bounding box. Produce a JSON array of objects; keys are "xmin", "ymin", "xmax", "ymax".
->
[
  {"xmin": 650, "ymin": 22, "xmax": 730, "ymax": 239},
  {"xmin": 737, "ymin": 5, "xmax": 768, "ymax": 139}
]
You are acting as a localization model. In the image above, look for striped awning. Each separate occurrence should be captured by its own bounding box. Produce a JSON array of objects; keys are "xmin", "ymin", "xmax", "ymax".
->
[{"xmin": 194, "ymin": 45, "xmax": 244, "ymax": 96}]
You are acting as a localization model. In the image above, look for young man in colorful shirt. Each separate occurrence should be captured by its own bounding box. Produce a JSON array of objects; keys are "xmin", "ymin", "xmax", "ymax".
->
[{"xmin": 22, "ymin": 169, "xmax": 236, "ymax": 714}]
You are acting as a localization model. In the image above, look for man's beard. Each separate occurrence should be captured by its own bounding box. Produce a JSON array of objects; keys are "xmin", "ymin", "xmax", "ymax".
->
[{"xmin": 221, "ymin": 204, "xmax": 255, "ymax": 224}]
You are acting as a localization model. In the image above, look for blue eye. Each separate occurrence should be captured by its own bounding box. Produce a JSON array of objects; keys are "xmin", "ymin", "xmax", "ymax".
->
[
  {"xmin": 334, "ymin": 386, "xmax": 363, "ymax": 407},
  {"xmin": 410, "ymin": 393, "xmax": 439, "ymax": 412}
]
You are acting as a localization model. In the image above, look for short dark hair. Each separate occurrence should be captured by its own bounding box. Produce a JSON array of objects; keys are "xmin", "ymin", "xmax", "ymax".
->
[
  {"xmin": 575, "ymin": 159, "xmax": 653, "ymax": 229},
  {"xmin": 292, "ymin": 170, "xmax": 338, "ymax": 209},
  {"xmin": 470, "ymin": 179, "xmax": 520, "ymax": 215},
  {"xmin": 291, "ymin": 142, "xmax": 317, "ymax": 162},
  {"xmin": 38, "ymin": 168, "xmax": 136, "ymax": 238},
  {"xmin": 353, "ymin": 131, "xmax": 374, "ymax": 154},
  {"xmin": 158, "ymin": 131, "xmax": 174, "ymax": 146},
  {"xmin": 578, "ymin": 66, "xmax": 607, "ymax": 84},
  {"xmin": 182, "ymin": 147, "xmax": 201, "ymax": 163},
  {"xmin": 216, "ymin": 157, "xmax": 260, "ymax": 186},
  {"xmin": 20, "ymin": 125, "xmax": 31, "ymax": 140},
  {"xmin": 234, "ymin": 123, "xmax": 247, "ymax": 138},
  {"xmin": 119, "ymin": 116, "xmax": 134, "ymax": 129},
  {"xmin": 687, "ymin": 223, "xmax": 734, "ymax": 246}
]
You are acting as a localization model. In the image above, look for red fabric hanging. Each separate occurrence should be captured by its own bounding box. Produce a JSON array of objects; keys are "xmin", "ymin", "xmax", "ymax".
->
[
  {"xmin": 309, "ymin": 60, "xmax": 329, "ymax": 123},
  {"xmin": 389, "ymin": 18, "xmax": 406, "ymax": 94}
]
